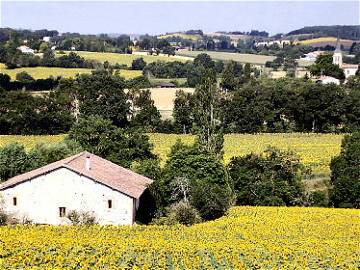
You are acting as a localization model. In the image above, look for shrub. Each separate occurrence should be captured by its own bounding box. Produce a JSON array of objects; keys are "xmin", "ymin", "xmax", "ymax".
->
[
  {"xmin": 309, "ymin": 191, "xmax": 329, "ymax": 207},
  {"xmin": 151, "ymin": 202, "xmax": 201, "ymax": 226},
  {"xmin": 67, "ymin": 210, "xmax": 97, "ymax": 225},
  {"xmin": 0, "ymin": 210, "xmax": 8, "ymax": 225}
]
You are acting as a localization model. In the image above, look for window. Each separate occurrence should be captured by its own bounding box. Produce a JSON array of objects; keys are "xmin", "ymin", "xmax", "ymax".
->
[
  {"xmin": 59, "ymin": 207, "xmax": 66, "ymax": 217},
  {"xmin": 108, "ymin": 200, "xmax": 112, "ymax": 209},
  {"xmin": 13, "ymin": 197, "xmax": 17, "ymax": 206}
]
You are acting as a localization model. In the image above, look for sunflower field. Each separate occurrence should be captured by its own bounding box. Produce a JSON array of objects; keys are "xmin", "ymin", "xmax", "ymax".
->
[{"xmin": 0, "ymin": 206, "xmax": 359, "ymax": 269}]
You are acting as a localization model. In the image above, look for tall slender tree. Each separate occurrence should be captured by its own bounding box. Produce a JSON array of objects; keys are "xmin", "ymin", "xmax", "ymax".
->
[{"xmin": 192, "ymin": 69, "xmax": 224, "ymax": 159}]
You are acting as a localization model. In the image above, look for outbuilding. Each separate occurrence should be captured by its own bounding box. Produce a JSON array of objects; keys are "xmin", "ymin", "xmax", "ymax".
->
[{"xmin": 0, "ymin": 152, "xmax": 153, "ymax": 225}]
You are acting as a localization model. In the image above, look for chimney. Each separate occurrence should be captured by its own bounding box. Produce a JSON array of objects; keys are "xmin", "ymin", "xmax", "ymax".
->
[{"xmin": 85, "ymin": 154, "xmax": 91, "ymax": 171}]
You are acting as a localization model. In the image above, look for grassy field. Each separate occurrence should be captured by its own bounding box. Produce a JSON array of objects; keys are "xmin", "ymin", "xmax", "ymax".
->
[
  {"xmin": 0, "ymin": 63, "xmax": 142, "ymax": 80},
  {"xmin": 176, "ymin": 50, "xmax": 276, "ymax": 65},
  {"xmin": 0, "ymin": 133, "xmax": 343, "ymax": 174},
  {"xmin": 61, "ymin": 51, "xmax": 189, "ymax": 66},
  {"xmin": 0, "ymin": 206, "xmax": 358, "ymax": 269}
]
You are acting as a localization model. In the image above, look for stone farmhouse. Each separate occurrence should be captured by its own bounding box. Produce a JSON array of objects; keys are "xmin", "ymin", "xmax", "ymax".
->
[{"xmin": 0, "ymin": 152, "xmax": 153, "ymax": 225}]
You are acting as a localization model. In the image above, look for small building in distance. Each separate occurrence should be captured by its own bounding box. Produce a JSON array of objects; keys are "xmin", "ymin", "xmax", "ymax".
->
[
  {"xmin": 0, "ymin": 152, "xmax": 153, "ymax": 225},
  {"xmin": 17, "ymin": 45, "xmax": 35, "ymax": 54},
  {"xmin": 155, "ymin": 82, "xmax": 176, "ymax": 88},
  {"xmin": 316, "ymin": 75, "xmax": 340, "ymax": 85}
]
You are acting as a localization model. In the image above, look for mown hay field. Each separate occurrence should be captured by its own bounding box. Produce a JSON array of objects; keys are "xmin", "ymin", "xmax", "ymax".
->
[
  {"xmin": 0, "ymin": 133, "xmax": 343, "ymax": 174},
  {"xmin": 0, "ymin": 63, "xmax": 142, "ymax": 80},
  {"xmin": 61, "ymin": 51, "xmax": 189, "ymax": 66},
  {"xmin": 176, "ymin": 50, "xmax": 276, "ymax": 65},
  {"xmin": 158, "ymin": 32, "xmax": 202, "ymax": 41},
  {"xmin": 0, "ymin": 206, "xmax": 358, "ymax": 269}
]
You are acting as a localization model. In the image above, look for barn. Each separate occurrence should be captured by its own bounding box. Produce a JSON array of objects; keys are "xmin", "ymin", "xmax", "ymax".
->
[{"xmin": 0, "ymin": 152, "xmax": 153, "ymax": 225}]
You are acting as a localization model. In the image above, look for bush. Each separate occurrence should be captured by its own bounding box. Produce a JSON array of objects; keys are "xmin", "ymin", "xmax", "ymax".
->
[
  {"xmin": 0, "ymin": 210, "xmax": 8, "ymax": 225},
  {"xmin": 67, "ymin": 210, "xmax": 97, "ymax": 225},
  {"xmin": 309, "ymin": 191, "xmax": 329, "ymax": 207},
  {"xmin": 151, "ymin": 202, "xmax": 201, "ymax": 226}
]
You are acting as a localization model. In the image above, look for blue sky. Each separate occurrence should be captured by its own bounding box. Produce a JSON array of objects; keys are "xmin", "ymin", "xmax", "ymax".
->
[{"xmin": 1, "ymin": 1, "xmax": 359, "ymax": 35}]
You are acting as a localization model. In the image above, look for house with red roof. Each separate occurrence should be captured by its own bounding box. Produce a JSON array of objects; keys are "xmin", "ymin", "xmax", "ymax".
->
[{"xmin": 0, "ymin": 152, "xmax": 153, "ymax": 225}]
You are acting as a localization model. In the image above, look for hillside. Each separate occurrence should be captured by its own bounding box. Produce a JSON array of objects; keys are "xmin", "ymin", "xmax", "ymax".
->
[
  {"xmin": 0, "ymin": 206, "xmax": 358, "ymax": 269},
  {"xmin": 287, "ymin": 25, "xmax": 360, "ymax": 40}
]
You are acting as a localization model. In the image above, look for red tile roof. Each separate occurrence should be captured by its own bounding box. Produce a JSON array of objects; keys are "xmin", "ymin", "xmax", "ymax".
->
[{"xmin": 0, "ymin": 152, "xmax": 153, "ymax": 199}]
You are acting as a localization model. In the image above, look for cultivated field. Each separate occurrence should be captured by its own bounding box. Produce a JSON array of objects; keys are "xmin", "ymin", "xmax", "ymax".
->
[
  {"xmin": 61, "ymin": 51, "xmax": 189, "ymax": 66},
  {"xmin": 297, "ymin": 37, "xmax": 354, "ymax": 49},
  {"xmin": 158, "ymin": 32, "xmax": 202, "ymax": 41},
  {"xmin": 0, "ymin": 206, "xmax": 358, "ymax": 269},
  {"xmin": 0, "ymin": 63, "xmax": 142, "ymax": 80},
  {"xmin": 0, "ymin": 133, "xmax": 343, "ymax": 174},
  {"xmin": 176, "ymin": 50, "xmax": 276, "ymax": 65}
]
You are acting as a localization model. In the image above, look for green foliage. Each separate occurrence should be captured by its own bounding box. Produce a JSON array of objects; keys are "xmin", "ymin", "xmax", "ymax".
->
[
  {"xmin": 309, "ymin": 54, "xmax": 345, "ymax": 80},
  {"xmin": 15, "ymin": 71, "xmax": 34, "ymax": 83},
  {"xmin": 128, "ymin": 89, "xmax": 162, "ymax": 132},
  {"xmin": 0, "ymin": 143, "xmax": 39, "ymax": 182},
  {"xmin": 68, "ymin": 115, "xmax": 156, "ymax": 168},
  {"xmin": 152, "ymin": 202, "xmax": 202, "ymax": 226},
  {"xmin": 228, "ymin": 147, "xmax": 307, "ymax": 206},
  {"xmin": 330, "ymin": 132, "xmax": 360, "ymax": 208},
  {"xmin": 193, "ymin": 53, "xmax": 215, "ymax": 69},
  {"xmin": 192, "ymin": 70, "xmax": 224, "ymax": 159},
  {"xmin": 161, "ymin": 141, "xmax": 233, "ymax": 220},
  {"xmin": 173, "ymin": 90, "xmax": 194, "ymax": 133},
  {"xmin": 131, "ymin": 58, "xmax": 147, "ymax": 70},
  {"xmin": 309, "ymin": 190, "xmax": 329, "ymax": 207}
]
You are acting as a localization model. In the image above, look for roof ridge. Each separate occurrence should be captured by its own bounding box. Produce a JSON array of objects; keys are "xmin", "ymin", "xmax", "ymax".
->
[{"xmin": 63, "ymin": 151, "xmax": 87, "ymax": 165}]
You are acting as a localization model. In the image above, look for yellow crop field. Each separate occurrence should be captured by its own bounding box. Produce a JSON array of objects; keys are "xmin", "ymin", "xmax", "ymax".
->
[
  {"xmin": 62, "ymin": 51, "xmax": 188, "ymax": 66},
  {"xmin": 158, "ymin": 33, "xmax": 201, "ymax": 41},
  {"xmin": 0, "ymin": 63, "xmax": 142, "ymax": 80},
  {"xmin": 0, "ymin": 206, "xmax": 358, "ymax": 269},
  {"xmin": 0, "ymin": 133, "xmax": 343, "ymax": 173}
]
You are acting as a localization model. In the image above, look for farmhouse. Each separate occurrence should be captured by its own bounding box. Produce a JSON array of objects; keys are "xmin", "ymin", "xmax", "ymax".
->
[
  {"xmin": 0, "ymin": 152, "xmax": 153, "ymax": 225},
  {"xmin": 17, "ymin": 45, "xmax": 35, "ymax": 54},
  {"xmin": 316, "ymin": 75, "xmax": 340, "ymax": 85}
]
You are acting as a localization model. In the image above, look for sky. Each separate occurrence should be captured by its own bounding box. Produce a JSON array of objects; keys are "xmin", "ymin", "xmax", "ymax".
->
[{"xmin": 1, "ymin": 1, "xmax": 359, "ymax": 35}]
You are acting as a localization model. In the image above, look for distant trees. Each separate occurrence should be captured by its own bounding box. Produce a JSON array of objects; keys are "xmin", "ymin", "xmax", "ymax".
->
[{"xmin": 330, "ymin": 132, "xmax": 360, "ymax": 208}]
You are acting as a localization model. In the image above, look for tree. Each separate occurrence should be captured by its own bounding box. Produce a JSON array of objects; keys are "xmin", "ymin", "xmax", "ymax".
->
[
  {"xmin": 192, "ymin": 70, "xmax": 224, "ymax": 159},
  {"xmin": 193, "ymin": 53, "xmax": 215, "ymax": 69},
  {"xmin": 131, "ymin": 58, "xmax": 147, "ymax": 70},
  {"xmin": 0, "ymin": 143, "xmax": 39, "ymax": 182},
  {"xmin": 160, "ymin": 141, "xmax": 233, "ymax": 220},
  {"xmin": 228, "ymin": 147, "xmax": 307, "ymax": 206},
  {"xmin": 173, "ymin": 90, "xmax": 193, "ymax": 133},
  {"xmin": 68, "ymin": 115, "xmax": 156, "ymax": 168},
  {"xmin": 309, "ymin": 54, "xmax": 345, "ymax": 80},
  {"xmin": 220, "ymin": 60, "xmax": 243, "ymax": 92},
  {"xmin": 128, "ymin": 89, "xmax": 161, "ymax": 132},
  {"xmin": 162, "ymin": 46, "xmax": 175, "ymax": 56},
  {"xmin": 70, "ymin": 70, "xmax": 130, "ymax": 127},
  {"xmin": 330, "ymin": 132, "xmax": 360, "ymax": 208},
  {"xmin": 15, "ymin": 71, "xmax": 34, "ymax": 83}
]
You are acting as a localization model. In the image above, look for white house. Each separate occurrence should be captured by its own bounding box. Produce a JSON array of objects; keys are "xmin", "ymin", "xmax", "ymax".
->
[
  {"xmin": 0, "ymin": 152, "xmax": 153, "ymax": 225},
  {"xmin": 17, "ymin": 45, "xmax": 35, "ymax": 54},
  {"xmin": 42, "ymin": 36, "xmax": 51, "ymax": 42},
  {"xmin": 316, "ymin": 75, "xmax": 340, "ymax": 85}
]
